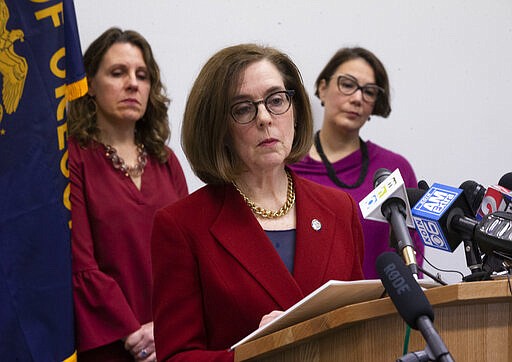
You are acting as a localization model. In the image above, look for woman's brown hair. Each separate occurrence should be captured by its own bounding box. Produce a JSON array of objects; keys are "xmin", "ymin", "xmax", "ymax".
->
[
  {"xmin": 181, "ymin": 43, "xmax": 313, "ymax": 184},
  {"xmin": 68, "ymin": 27, "xmax": 171, "ymax": 162},
  {"xmin": 315, "ymin": 47, "xmax": 391, "ymax": 117}
]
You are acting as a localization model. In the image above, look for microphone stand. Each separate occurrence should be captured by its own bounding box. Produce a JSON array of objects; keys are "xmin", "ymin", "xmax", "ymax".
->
[
  {"xmin": 462, "ymin": 239, "xmax": 491, "ymax": 282},
  {"xmin": 416, "ymin": 316, "xmax": 455, "ymax": 362},
  {"xmin": 397, "ymin": 348, "xmax": 429, "ymax": 362},
  {"xmin": 449, "ymin": 214, "xmax": 491, "ymax": 282},
  {"xmin": 398, "ymin": 316, "xmax": 455, "ymax": 362}
]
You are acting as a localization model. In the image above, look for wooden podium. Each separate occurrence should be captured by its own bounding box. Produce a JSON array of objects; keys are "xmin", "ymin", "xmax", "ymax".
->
[{"xmin": 235, "ymin": 279, "xmax": 512, "ymax": 362}]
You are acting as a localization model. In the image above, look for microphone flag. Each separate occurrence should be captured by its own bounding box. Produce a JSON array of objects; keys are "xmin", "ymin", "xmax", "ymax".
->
[
  {"xmin": 476, "ymin": 185, "xmax": 512, "ymax": 221},
  {"xmin": 411, "ymin": 183, "xmax": 463, "ymax": 252},
  {"xmin": 359, "ymin": 168, "xmax": 414, "ymax": 227}
]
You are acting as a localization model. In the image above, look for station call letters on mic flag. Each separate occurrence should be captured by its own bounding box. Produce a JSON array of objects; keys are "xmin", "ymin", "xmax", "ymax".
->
[
  {"xmin": 410, "ymin": 183, "xmax": 465, "ymax": 252},
  {"xmin": 0, "ymin": 1, "xmax": 87, "ymax": 361},
  {"xmin": 359, "ymin": 168, "xmax": 415, "ymax": 228}
]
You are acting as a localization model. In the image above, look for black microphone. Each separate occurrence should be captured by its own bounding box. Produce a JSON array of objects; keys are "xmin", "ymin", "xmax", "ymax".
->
[
  {"xmin": 474, "ymin": 211, "xmax": 512, "ymax": 256},
  {"xmin": 376, "ymin": 252, "xmax": 455, "ymax": 362},
  {"xmin": 417, "ymin": 180, "xmax": 430, "ymax": 191},
  {"xmin": 498, "ymin": 172, "xmax": 512, "ymax": 190},
  {"xmin": 459, "ymin": 180, "xmax": 486, "ymax": 216},
  {"xmin": 373, "ymin": 168, "xmax": 419, "ymax": 277}
]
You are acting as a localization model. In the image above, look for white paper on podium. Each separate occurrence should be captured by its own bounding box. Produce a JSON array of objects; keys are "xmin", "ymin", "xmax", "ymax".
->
[{"xmin": 230, "ymin": 278, "xmax": 438, "ymax": 350}]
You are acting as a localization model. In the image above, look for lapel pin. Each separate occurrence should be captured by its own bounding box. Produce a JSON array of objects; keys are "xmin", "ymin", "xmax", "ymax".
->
[{"xmin": 311, "ymin": 219, "xmax": 322, "ymax": 231}]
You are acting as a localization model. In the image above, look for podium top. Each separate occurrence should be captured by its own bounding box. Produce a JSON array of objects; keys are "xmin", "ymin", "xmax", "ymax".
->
[
  {"xmin": 235, "ymin": 279, "xmax": 512, "ymax": 362},
  {"xmin": 232, "ymin": 278, "xmax": 438, "ymax": 350}
]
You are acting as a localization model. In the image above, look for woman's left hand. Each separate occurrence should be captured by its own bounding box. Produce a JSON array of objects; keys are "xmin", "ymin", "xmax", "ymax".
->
[
  {"xmin": 259, "ymin": 310, "xmax": 285, "ymax": 328},
  {"xmin": 124, "ymin": 321, "xmax": 156, "ymax": 362}
]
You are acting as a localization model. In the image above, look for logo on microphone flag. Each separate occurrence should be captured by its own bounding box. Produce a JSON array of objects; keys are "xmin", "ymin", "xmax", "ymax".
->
[
  {"xmin": 476, "ymin": 185, "xmax": 512, "ymax": 221},
  {"xmin": 0, "ymin": 1, "xmax": 86, "ymax": 361},
  {"xmin": 359, "ymin": 168, "xmax": 414, "ymax": 227},
  {"xmin": 411, "ymin": 183, "xmax": 462, "ymax": 251}
]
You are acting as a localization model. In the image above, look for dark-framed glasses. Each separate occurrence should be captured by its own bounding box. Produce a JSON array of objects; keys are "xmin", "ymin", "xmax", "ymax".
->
[
  {"xmin": 230, "ymin": 90, "xmax": 295, "ymax": 124},
  {"xmin": 335, "ymin": 75, "xmax": 383, "ymax": 103}
]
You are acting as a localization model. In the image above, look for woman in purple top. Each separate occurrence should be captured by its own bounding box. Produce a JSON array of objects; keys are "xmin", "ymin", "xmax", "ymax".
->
[{"xmin": 290, "ymin": 47, "xmax": 422, "ymax": 278}]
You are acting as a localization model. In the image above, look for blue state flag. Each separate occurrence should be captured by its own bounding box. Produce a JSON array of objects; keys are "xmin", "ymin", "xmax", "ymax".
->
[{"xmin": 0, "ymin": 0, "xmax": 87, "ymax": 361}]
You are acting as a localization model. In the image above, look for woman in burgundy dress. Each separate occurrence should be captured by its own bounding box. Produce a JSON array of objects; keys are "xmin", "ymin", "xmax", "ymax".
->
[{"xmin": 68, "ymin": 27, "xmax": 188, "ymax": 362}]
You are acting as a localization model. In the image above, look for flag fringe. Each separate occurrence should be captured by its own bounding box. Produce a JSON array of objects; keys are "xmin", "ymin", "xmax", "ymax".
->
[{"xmin": 67, "ymin": 77, "xmax": 88, "ymax": 101}]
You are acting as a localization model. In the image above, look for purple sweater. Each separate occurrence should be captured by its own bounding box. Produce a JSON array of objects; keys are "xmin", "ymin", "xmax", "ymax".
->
[{"xmin": 290, "ymin": 140, "xmax": 423, "ymax": 279}]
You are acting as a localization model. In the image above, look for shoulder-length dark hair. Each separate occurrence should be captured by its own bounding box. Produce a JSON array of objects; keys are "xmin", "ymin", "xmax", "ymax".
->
[
  {"xmin": 68, "ymin": 27, "xmax": 171, "ymax": 162},
  {"xmin": 182, "ymin": 43, "xmax": 313, "ymax": 185},
  {"xmin": 315, "ymin": 47, "xmax": 391, "ymax": 117}
]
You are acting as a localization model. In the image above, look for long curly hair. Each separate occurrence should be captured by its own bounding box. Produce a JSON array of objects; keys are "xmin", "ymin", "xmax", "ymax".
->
[{"xmin": 68, "ymin": 27, "xmax": 171, "ymax": 162}]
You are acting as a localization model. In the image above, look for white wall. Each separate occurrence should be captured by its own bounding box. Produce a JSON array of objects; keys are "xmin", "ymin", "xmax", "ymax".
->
[{"xmin": 74, "ymin": 0, "xmax": 512, "ymax": 284}]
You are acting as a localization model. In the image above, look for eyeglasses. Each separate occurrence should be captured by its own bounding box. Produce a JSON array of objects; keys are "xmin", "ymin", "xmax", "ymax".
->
[
  {"xmin": 335, "ymin": 75, "xmax": 383, "ymax": 103},
  {"xmin": 230, "ymin": 90, "xmax": 295, "ymax": 124}
]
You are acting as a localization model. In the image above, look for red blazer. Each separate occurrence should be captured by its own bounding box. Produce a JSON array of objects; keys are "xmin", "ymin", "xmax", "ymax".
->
[{"xmin": 151, "ymin": 172, "xmax": 364, "ymax": 362}]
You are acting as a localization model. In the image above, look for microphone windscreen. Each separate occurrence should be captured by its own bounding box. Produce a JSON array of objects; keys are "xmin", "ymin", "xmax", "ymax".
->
[
  {"xmin": 406, "ymin": 188, "xmax": 427, "ymax": 206},
  {"xmin": 376, "ymin": 252, "xmax": 434, "ymax": 329},
  {"xmin": 459, "ymin": 180, "xmax": 486, "ymax": 215},
  {"xmin": 373, "ymin": 168, "xmax": 392, "ymax": 188},
  {"xmin": 498, "ymin": 173, "xmax": 512, "ymax": 190},
  {"xmin": 418, "ymin": 180, "xmax": 430, "ymax": 190}
]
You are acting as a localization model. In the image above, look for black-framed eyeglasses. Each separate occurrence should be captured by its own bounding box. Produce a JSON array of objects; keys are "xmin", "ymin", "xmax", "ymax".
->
[
  {"xmin": 335, "ymin": 75, "xmax": 383, "ymax": 103},
  {"xmin": 230, "ymin": 90, "xmax": 295, "ymax": 124}
]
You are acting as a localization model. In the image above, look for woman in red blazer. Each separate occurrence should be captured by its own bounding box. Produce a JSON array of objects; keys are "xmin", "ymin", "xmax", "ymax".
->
[{"xmin": 151, "ymin": 44, "xmax": 365, "ymax": 362}]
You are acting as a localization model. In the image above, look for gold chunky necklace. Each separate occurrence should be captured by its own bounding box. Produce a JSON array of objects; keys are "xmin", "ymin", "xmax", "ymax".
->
[
  {"xmin": 104, "ymin": 143, "xmax": 147, "ymax": 177},
  {"xmin": 233, "ymin": 171, "xmax": 296, "ymax": 219}
]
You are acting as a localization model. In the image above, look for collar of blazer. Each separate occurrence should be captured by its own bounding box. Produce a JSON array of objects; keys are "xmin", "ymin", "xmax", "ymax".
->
[{"xmin": 210, "ymin": 173, "xmax": 338, "ymax": 310}]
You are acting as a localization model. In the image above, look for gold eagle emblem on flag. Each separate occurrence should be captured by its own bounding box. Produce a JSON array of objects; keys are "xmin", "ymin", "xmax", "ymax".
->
[{"xmin": 0, "ymin": 0, "xmax": 28, "ymax": 133}]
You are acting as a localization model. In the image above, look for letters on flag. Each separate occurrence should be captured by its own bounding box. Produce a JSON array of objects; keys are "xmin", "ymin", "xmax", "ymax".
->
[{"xmin": 0, "ymin": 1, "xmax": 86, "ymax": 361}]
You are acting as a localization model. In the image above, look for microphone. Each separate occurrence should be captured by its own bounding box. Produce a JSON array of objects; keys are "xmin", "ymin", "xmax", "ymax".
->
[
  {"xmin": 409, "ymin": 183, "xmax": 512, "ymax": 278},
  {"xmin": 459, "ymin": 180, "xmax": 486, "ymax": 216},
  {"xmin": 499, "ymin": 172, "xmax": 512, "ymax": 189},
  {"xmin": 359, "ymin": 168, "xmax": 414, "ymax": 227},
  {"xmin": 474, "ymin": 211, "xmax": 512, "ymax": 256},
  {"xmin": 360, "ymin": 168, "xmax": 418, "ymax": 276},
  {"xmin": 417, "ymin": 180, "xmax": 430, "ymax": 191},
  {"xmin": 408, "ymin": 182, "xmax": 487, "ymax": 281},
  {"xmin": 376, "ymin": 252, "xmax": 454, "ymax": 362},
  {"xmin": 409, "ymin": 182, "xmax": 473, "ymax": 253},
  {"xmin": 480, "ymin": 174, "xmax": 512, "ymax": 274},
  {"xmin": 476, "ymin": 175, "xmax": 512, "ymax": 220},
  {"xmin": 476, "ymin": 186, "xmax": 512, "ymax": 221}
]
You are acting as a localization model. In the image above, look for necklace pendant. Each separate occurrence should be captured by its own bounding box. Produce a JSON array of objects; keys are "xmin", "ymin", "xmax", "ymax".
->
[{"xmin": 104, "ymin": 143, "xmax": 147, "ymax": 178}]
